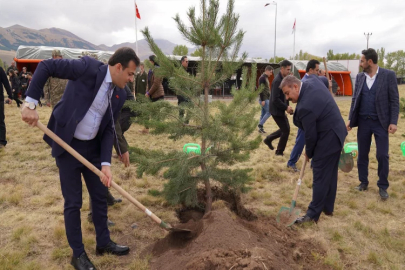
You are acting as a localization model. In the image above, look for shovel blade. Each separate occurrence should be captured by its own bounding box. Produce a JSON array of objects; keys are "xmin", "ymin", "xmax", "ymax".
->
[{"xmin": 276, "ymin": 207, "xmax": 301, "ymax": 227}]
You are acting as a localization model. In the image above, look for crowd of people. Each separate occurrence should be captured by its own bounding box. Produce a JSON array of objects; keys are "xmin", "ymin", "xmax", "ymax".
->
[
  {"xmin": 0, "ymin": 47, "xmax": 400, "ymax": 270},
  {"xmin": 257, "ymin": 48, "xmax": 399, "ymax": 224}
]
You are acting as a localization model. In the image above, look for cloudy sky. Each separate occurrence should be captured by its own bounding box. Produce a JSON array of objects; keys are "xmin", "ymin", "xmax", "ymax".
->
[{"xmin": 1, "ymin": 0, "xmax": 404, "ymax": 59}]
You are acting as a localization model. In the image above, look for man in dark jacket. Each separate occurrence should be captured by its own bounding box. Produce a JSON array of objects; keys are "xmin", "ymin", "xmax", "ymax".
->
[
  {"xmin": 347, "ymin": 48, "xmax": 399, "ymax": 200},
  {"xmin": 264, "ymin": 60, "xmax": 293, "ymax": 156},
  {"xmin": 280, "ymin": 75, "xmax": 347, "ymax": 224},
  {"xmin": 135, "ymin": 62, "xmax": 147, "ymax": 96},
  {"xmin": 0, "ymin": 67, "xmax": 13, "ymax": 149},
  {"xmin": 19, "ymin": 67, "xmax": 29, "ymax": 98},
  {"xmin": 177, "ymin": 56, "xmax": 192, "ymax": 123}
]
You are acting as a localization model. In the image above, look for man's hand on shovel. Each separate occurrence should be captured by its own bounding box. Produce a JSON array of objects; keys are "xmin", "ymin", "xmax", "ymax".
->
[
  {"xmin": 21, "ymin": 105, "xmax": 39, "ymax": 127},
  {"xmin": 100, "ymin": 165, "xmax": 112, "ymax": 188}
]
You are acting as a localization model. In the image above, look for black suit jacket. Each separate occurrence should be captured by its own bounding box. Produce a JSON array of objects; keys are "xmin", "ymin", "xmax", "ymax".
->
[
  {"xmin": 293, "ymin": 76, "xmax": 347, "ymax": 159},
  {"xmin": 26, "ymin": 56, "xmax": 127, "ymax": 163},
  {"xmin": 269, "ymin": 72, "xmax": 288, "ymax": 116},
  {"xmin": 348, "ymin": 68, "xmax": 399, "ymax": 130}
]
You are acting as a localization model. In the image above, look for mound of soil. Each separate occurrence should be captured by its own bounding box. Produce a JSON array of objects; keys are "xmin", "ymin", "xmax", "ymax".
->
[{"xmin": 148, "ymin": 207, "xmax": 328, "ymax": 270}]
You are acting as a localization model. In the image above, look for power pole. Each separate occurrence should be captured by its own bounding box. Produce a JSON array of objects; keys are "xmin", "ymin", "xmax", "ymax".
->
[{"xmin": 364, "ymin": 32, "xmax": 372, "ymax": 49}]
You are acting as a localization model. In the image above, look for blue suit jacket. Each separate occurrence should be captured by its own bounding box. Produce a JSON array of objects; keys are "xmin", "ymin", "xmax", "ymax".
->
[
  {"xmin": 302, "ymin": 73, "xmax": 329, "ymax": 89},
  {"xmin": 293, "ymin": 76, "xmax": 347, "ymax": 159},
  {"xmin": 26, "ymin": 56, "xmax": 127, "ymax": 163},
  {"xmin": 348, "ymin": 68, "xmax": 399, "ymax": 130}
]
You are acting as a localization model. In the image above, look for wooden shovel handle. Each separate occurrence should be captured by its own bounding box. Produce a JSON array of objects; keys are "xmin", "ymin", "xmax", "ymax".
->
[
  {"xmin": 292, "ymin": 158, "xmax": 308, "ymax": 201},
  {"xmin": 36, "ymin": 121, "xmax": 166, "ymax": 227}
]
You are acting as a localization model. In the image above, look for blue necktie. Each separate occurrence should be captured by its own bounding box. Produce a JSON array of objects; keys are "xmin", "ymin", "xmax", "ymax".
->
[{"xmin": 108, "ymin": 84, "xmax": 122, "ymax": 157}]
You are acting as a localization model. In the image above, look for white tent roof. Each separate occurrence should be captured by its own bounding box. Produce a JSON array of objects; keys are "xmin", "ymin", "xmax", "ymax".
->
[{"xmin": 15, "ymin": 45, "xmax": 114, "ymax": 62}]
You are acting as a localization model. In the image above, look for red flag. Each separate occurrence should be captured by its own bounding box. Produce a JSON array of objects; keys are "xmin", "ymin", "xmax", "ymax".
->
[
  {"xmin": 135, "ymin": 2, "xmax": 141, "ymax": 19},
  {"xmin": 292, "ymin": 18, "xmax": 296, "ymax": 34}
]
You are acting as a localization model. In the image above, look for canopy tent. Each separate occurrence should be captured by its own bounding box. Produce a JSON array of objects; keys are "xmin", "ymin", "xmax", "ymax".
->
[
  {"xmin": 166, "ymin": 55, "xmax": 282, "ymax": 96},
  {"xmin": 14, "ymin": 45, "xmax": 115, "ymax": 74},
  {"xmin": 289, "ymin": 60, "xmax": 352, "ymax": 96}
]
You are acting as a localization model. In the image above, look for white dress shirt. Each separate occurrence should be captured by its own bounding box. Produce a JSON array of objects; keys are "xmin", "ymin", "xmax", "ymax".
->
[
  {"xmin": 74, "ymin": 67, "xmax": 113, "ymax": 166},
  {"xmin": 365, "ymin": 66, "xmax": 379, "ymax": 89}
]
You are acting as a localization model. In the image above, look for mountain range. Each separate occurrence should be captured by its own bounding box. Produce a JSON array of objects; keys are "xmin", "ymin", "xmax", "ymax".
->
[{"xmin": 0, "ymin": 24, "xmax": 194, "ymax": 62}]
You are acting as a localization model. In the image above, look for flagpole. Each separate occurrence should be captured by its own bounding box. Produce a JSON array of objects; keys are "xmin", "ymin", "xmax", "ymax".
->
[
  {"xmin": 292, "ymin": 19, "xmax": 296, "ymax": 74},
  {"xmin": 134, "ymin": 0, "xmax": 138, "ymax": 55}
]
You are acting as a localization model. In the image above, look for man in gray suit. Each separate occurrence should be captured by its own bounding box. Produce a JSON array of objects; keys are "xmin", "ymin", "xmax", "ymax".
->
[{"xmin": 347, "ymin": 48, "xmax": 399, "ymax": 200}]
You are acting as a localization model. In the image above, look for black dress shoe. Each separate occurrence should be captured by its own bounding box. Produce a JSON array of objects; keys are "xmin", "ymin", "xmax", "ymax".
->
[
  {"xmin": 96, "ymin": 240, "xmax": 130, "ymax": 256},
  {"xmin": 107, "ymin": 191, "xmax": 122, "ymax": 206},
  {"xmin": 355, "ymin": 183, "xmax": 368, "ymax": 191},
  {"xmin": 323, "ymin": 210, "xmax": 333, "ymax": 216},
  {"xmin": 295, "ymin": 215, "xmax": 317, "ymax": 225},
  {"xmin": 263, "ymin": 138, "xmax": 274, "ymax": 150},
  {"xmin": 287, "ymin": 164, "xmax": 300, "ymax": 172},
  {"xmin": 275, "ymin": 150, "xmax": 284, "ymax": 156},
  {"xmin": 71, "ymin": 251, "xmax": 97, "ymax": 270},
  {"xmin": 379, "ymin": 188, "xmax": 389, "ymax": 200}
]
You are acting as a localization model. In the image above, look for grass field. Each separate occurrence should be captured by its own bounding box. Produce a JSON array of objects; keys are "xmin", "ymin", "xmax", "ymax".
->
[{"xmin": 1, "ymin": 86, "xmax": 405, "ymax": 270}]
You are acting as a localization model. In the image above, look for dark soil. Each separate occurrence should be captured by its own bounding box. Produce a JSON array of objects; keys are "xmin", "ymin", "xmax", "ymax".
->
[
  {"xmin": 148, "ymin": 207, "xmax": 329, "ymax": 270},
  {"xmin": 144, "ymin": 188, "xmax": 329, "ymax": 270}
]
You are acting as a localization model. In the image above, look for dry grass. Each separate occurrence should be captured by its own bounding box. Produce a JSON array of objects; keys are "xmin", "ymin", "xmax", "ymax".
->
[{"xmin": 1, "ymin": 86, "xmax": 405, "ymax": 269}]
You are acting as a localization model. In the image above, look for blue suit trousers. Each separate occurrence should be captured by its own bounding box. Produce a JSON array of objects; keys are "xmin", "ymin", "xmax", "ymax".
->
[
  {"xmin": 357, "ymin": 117, "xmax": 389, "ymax": 189},
  {"xmin": 56, "ymin": 138, "xmax": 110, "ymax": 257},
  {"xmin": 287, "ymin": 128, "xmax": 306, "ymax": 166}
]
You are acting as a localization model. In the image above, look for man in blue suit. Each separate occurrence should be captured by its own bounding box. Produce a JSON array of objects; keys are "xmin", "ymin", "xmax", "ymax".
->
[
  {"xmin": 287, "ymin": 59, "xmax": 330, "ymax": 172},
  {"xmin": 347, "ymin": 48, "xmax": 399, "ymax": 200},
  {"xmin": 280, "ymin": 75, "xmax": 347, "ymax": 224},
  {"xmin": 21, "ymin": 47, "xmax": 140, "ymax": 270}
]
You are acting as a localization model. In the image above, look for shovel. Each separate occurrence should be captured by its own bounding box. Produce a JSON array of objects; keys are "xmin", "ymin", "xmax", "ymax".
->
[
  {"xmin": 276, "ymin": 158, "xmax": 308, "ymax": 227},
  {"xmin": 36, "ymin": 121, "xmax": 191, "ymax": 233}
]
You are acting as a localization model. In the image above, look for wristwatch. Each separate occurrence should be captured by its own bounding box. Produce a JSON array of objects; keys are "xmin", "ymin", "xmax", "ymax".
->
[{"xmin": 24, "ymin": 102, "xmax": 36, "ymax": 110}]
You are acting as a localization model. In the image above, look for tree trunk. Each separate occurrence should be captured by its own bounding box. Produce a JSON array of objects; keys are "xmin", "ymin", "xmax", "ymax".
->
[{"xmin": 201, "ymin": 83, "xmax": 212, "ymax": 214}]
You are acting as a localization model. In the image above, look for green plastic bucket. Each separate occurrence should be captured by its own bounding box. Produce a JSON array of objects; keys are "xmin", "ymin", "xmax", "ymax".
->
[
  {"xmin": 344, "ymin": 142, "xmax": 358, "ymax": 158},
  {"xmin": 183, "ymin": 143, "xmax": 201, "ymax": 155},
  {"xmin": 401, "ymin": 142, "xmax": 405, "ymax": 157}
]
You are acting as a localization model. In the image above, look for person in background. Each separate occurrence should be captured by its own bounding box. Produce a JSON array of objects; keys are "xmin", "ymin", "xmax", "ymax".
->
[
  {"xmin": 257, "ymin": 65, "xmax": 273, "ymax": 133},
  {"xmin": 135, "ymin": 62, "xmax": 147, "ymax": 96},
  {"xmin": 264, "ymin": 60, "xmax": 294, "ymax": 156},
  {"xmin": 0, "ymin": 67, "xmax": 13, "ymax": 149},
  {"xmin": 19, "ymin": 67, "xmax": 29, "ymax": 98},
  {"xmin": 347, "ymin": 48, "xmax": 399, "ymax": 200},
  {"xmin": 145, "ymin": 55, "xmax": 164, "ymax": 102},
  {"xmin": 8, "ymin": 69, "xmax": 23, "ymax": 108}
]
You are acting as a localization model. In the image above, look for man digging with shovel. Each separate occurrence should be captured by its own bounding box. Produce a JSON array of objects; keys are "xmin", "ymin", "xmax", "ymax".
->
[
  {"xmin": 280, "ymin": 75, "xmax": 347, "ymax": 224},
  {"xmin": 21, "ymin": 47, "xmax": 140, "ymax": 270}
]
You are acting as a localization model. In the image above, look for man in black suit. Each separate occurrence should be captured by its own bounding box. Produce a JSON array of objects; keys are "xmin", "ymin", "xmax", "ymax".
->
[
  {"xmin": 280, "ymin": 75, "xmax": 347, "ymax": 224},
  {"xmin": 22, "ymin": 47, "xmax": 140, "ymax": 270},
  {"xmin": 347, "ymin": 48, "xmax": 399, "ymax": 200},
  {"xmin": 264, "ymin": 60, "xmax": 294, "ymax": 156}
]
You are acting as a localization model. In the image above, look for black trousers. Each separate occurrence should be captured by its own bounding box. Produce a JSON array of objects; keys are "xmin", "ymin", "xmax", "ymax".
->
[
  {"xmin": 0, "ymin": 102, "xmax": 6, "ymax": 146},
  {"xmin": 55, "ymin": 138, "xmax": 110, "ymax": 257},
  {"xmin": 306, "ymin": 150, "xmax": 341, "ymax": 221},
  {"xmin": 151, "ymin": 96, "xmax": 164, "ymax": 102},
  {"xmin": 13, "ymin": 92, "xmax": 23, "ymax": 107},
  {"xmin": 266, "ymin": 114, "xmax": 290, "ymax": 152},
  {"xmin": 357, "ymin": 117, "xmax": 389, "ymax": 189}
]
